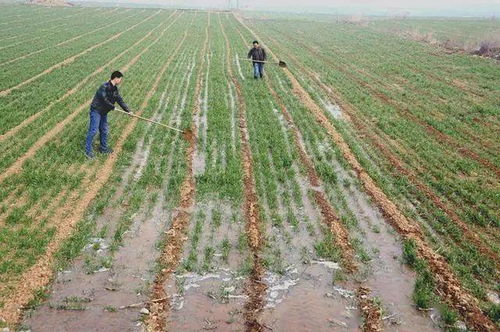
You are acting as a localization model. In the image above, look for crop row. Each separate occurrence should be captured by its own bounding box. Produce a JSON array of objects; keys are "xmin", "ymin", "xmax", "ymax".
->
[
  {"xmin": 240, "ymin": 13, "xmax": 498, "ymax": 328},
  {"xmin": 0, "ymin": 10, "xmax": 198, "ymax": 324}
]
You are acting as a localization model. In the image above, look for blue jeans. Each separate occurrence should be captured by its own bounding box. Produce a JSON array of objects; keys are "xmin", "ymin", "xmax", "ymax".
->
[
  {"xmin": 253, "ymin": 62, "xmax": 264, "ymax": 78},
  {"xmin": 85, "ymin": 108, "xmax": 108, "ymax": 154}
]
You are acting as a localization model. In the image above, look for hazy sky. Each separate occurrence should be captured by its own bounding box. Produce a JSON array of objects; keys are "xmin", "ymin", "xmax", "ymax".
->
[
  {"xmin": 80, "ymin": 0, "xmax": 500, "ymax": 15},
  {"xmin": 241, "ymin": 0, "xmax": 500, "ymax": 5},
  {"xmin": 85, "ymin": 0, "xmax": 500, "ymax": 6}
]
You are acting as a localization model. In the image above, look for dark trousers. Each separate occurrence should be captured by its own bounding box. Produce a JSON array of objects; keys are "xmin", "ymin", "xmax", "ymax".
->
[
  {"xmin": 85, "ymin": 108, "xmax": 108, "ymax": 154},
  {"xmin": 253, "ymin": 62, "xmax": 264, "ymax": 78}
]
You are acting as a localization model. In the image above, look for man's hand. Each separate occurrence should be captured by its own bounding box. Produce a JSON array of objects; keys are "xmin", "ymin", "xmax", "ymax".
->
[{"xmin": 128, "ymin": 111, "xmax": 134, "ymax": 115}]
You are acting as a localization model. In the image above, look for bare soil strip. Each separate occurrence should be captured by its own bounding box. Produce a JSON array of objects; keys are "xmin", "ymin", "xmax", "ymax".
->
[
  {"xmin": 0, "ymin": 21, "xmax": 70, "ymax": 44},
  {"xmin": 357, "ymin": 79, "xmax": 499, "ymax": 178},
  {"xmin": 0, "ymin": 8, "xmax": 90, "ymax": 35},
  {"xmin": 267, "ymin": 31, "xmax": 497, "ymax": 175},
  {"xmin": 22, "ymin": 48, "xmax": 192, "ymax": 332},
  {"xmin": 273, "ymin": 44, "xmax": 499, "ymax": 265},
  {"xmin": 232, "ymin": 20, "xmax": 383, "ymax": 330},
  {"xmin": 0, "ymin": 12, "xmax": 181, "ymax": 185},
  {"xmin": 0, "ymin": 7, "xmax": 118, "ymax": 28},
  {"xmin": 412, "ymin": 66, "xmax": 486, "ymax": 99},
  {"xmin": 0, "ymin": 9, "xmax": 137, "ymax": 67},
  {"xmin": 0, "ymin": 15, "xmax": 185, "ymax": 327},
  {"xmin": 145, "ymin": 17, "xmax": 209, "ymax": 332},
  {"xmin": 0, "ymin": 16, "xmax": 104, "ymax": 52},
  {"xmin": 234, "ymin": 13, "xmax": 497, "ymax": 332},
  {"xmin": 357, "ymin": 287, "xmax": 383, "ymax": 332},
  {"xmin": 266, "ymin": 78, "xmax": 357, "ymax": 272},
  {"xmin": 0, "ymin": 11, "xmax": 177, "ymax": 143},
  {"xmin": 0, "ymin": 10, "xmax": 161, "ymax": 97},
  {"xmin": 220, "ymin": 16, "xmax": 267, "ymax": 332}
]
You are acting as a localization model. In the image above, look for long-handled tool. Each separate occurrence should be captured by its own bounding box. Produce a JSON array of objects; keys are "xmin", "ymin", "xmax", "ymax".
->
[
  {"xmin": 115, "ymin": 108, "xmax": 183, "ymax": 133},
  {"xmin": 243, "ymin": 58, "xmax": 287, "ymax": 68}
]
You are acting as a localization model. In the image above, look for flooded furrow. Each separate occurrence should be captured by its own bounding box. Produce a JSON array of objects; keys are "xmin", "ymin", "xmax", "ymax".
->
[
  {"xmin": 21, "ymin": 47, "xmax": 195, "ymax": 332},
  {"xmin": 146, "ymin": 14, "xmax": 210, "ymax": 331}
]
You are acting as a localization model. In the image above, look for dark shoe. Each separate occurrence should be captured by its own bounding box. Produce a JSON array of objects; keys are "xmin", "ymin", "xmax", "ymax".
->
[
  {"xmin": 99, "ymin": 147, "xmax": 113, "ymax": 154},
  {"xmin": 260, "ymin": 75, "xmax": 264, "ymax": 78},
  {"xmin": 254, "ymin": 76, "xmax": 258, "ymax": 79},
  {"xmin": 85, "ymin": 151, "xmax": 95, "ymax": 159}
]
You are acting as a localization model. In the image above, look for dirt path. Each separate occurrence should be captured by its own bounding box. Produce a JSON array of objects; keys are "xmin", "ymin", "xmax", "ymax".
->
[
  {"xmin": 145, "ymin": 14, "xmax": 210, "ymax": 332},
  {"xmin": 234, "ymin": 13, "xmax": 497, "ymax": 332},
  {"xmin": 0, "ymin": 13, "xmax": 187, "ymax": 327},
  {"xmin": 0, "ymin": 10, "xmax": 161, "ymax": 97}
]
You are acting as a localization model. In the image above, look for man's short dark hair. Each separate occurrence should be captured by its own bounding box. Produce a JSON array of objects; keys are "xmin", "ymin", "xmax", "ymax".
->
[
  {"xmin": 253, "ymin": 40, "xmax": 259, "ymax": 45},
  {"xmin": 111, "ymin": 71, "xmax": 123, "ymax": 80}
]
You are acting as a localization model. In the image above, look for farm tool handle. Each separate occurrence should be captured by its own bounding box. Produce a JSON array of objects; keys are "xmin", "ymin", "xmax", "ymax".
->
[
  {"xmin": 115, "ymin": 108, "xmax": 183, "ymax": 133},
  {"xmin": 242, "ymin": 58, "xmax": 287, "ymax": 68}
]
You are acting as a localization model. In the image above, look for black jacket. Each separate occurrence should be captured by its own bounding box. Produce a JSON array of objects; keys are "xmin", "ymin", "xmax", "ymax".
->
[
  {"xmin": 247, "ymin": 47, "xmax": 267, "ymax": 63},
  {"xmin": 90, "ymin": 81, "xmax": 130, "ymax": 114}
]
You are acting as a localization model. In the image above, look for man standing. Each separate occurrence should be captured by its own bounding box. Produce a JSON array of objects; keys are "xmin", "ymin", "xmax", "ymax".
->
[
  {"xmin": 85, "ymin": 71, "xmax": 132, "ymax": 159},
  {"xmin": 247, "ymin": 40, "xmax": 267, "ymax": 79}
]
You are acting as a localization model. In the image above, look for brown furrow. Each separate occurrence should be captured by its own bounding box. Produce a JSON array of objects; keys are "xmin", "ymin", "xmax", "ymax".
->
[
  {"xmin": 272, "ymin": 44, "xmax": 499, "ymax": 266},
  {"xmin": 0, "ymin": 7, "xmax": 91, "ymax": 34},
  {"xmin": 358, "ymin": 80, "xmax": 499, "ymax": 177},
  {"xmin": 0, "ymin": 186, "xmax": 27, "ymax": 227},
  {"xmin": 0, "ymin": 13, "xmax": 185, "ymax": 327},
  {"xmin": 264, "ymin": 59, "xmax": 357, "ymax": 271},
  {"xmin": 234, "ymin": 13, "xmax": 497, "ymax": 332},
  {"xmin": 145, "ymin": 15, "xmax": 206, "ymax": 332},
  {"xmin": 233, "ymin": 18, "xmax": 379, "ymax": 328},
  {"xmin": 0, "ymin": 9, "xmax": 136, "ymax": 67},
  {"xmin": 0, "ymin": 7, "xmax": 119, "ymax": 28},
  {"xmin": 220, "ymin": 14, "xmax": 266, "ymax": 332},
  {"xmin": 0, "ymin": 11, "xmax": 177, "ymax": 143},
  {"xmin": 0, "ymin": 21, "xmax": 69, "ymax": 44},
  {"xmin": 266, "ymin": 30, "xmax": 497, "ymax": 173},
  {"xmin": 0, "ymin": 12, "xmax": 181, "ymax": 184},
  {"xmin": 414, "ymin": 67, "xmax": 485, "ymax": 99},
  {"xmin": 357, "ymin": 286, "xmax": 383, "ymax": 332},
  {"xmin": 0, "ymin": 9, "xmax": 162, "ymax": 97}
]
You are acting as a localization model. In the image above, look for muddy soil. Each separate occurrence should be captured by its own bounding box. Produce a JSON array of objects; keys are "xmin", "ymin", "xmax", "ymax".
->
[
  {"xmin": 23, "ymin": 192, "xmax": 171, "ymax": 332},
  {"xmin": 167, "ymin": 269, "xmax": 247, "ymax": 331},
  {"xmin": 333, "ymin": 162, "xmax": 440, "ymax": 331}
]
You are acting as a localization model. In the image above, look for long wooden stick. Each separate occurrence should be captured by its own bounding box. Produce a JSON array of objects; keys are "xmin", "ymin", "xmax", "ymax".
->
[
  {"xmin": 242, "ymin": 58, "xmax": 287, "ymax": 67},
  {"xmin": 115, "ymin": 108, "xmax": 183, "ymax": 132}
]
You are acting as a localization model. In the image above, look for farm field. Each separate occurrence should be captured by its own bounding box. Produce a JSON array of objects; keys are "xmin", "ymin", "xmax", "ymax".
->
[{"xmin": 0, "ymin": 4, "xmax": 499, "ymax": 331}]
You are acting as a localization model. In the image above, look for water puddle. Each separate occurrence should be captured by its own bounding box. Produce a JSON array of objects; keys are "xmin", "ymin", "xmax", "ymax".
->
[
  {"xmin": 321, "ymin": 99, "xmax": 343, "ymax": 119},
  {"xmin": 235, "ymin": 55, "xmax": 245, "ymax": 81},
  {"xmin": 335, "ymin": 162, "xmax": 440, "ymax": 331},
  {"xmin": 167, "ymin": 268, "xmax": 246, "ymax": 331},
  {"xmin": 23, "ymin": 197, "xmax": 170, "ymax": 331},
  {"xmin": 261, "ymin": 264, "xmax": 361, "ymax": 331}
]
